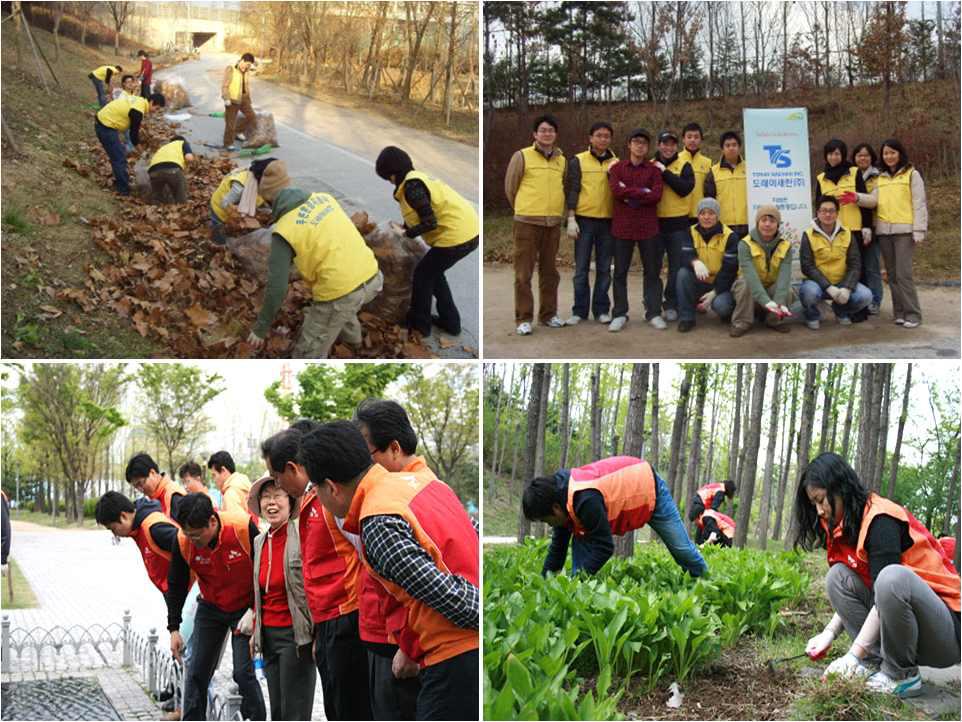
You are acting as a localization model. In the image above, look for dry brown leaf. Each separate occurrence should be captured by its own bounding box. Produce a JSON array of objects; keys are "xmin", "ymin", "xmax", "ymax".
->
[
  {"xmin": 38, "ymin": 304, "xmax": 63, "ymax": 319},
  {"xmin": 184, "ymin": 304, "xmax": 215, "ymax": 327}
]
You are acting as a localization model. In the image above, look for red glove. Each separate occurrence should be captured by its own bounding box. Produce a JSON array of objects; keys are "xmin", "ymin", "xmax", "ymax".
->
[{"xmin": 839, "ymin": 191, "xmax": 858, "ymax": 205}]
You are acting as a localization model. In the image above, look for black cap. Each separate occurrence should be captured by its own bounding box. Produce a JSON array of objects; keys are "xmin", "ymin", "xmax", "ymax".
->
[
  {"xmin": 628, "ymin": 128, "xmax": 651, "ymax": 143},
  {"xmin": 658, "ymin": 130, "xmax": 678, "ymax": 143}
]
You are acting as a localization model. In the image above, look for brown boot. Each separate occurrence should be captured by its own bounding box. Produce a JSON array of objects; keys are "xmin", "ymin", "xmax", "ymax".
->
[{"xmin": 729, "ymin": 324, "xmax": 750, "ymax": 338}]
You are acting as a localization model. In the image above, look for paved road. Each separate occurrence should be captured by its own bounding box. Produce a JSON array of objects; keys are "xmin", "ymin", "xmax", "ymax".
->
[
  {"xmin": 154, "ymin": 54, "xmax": 479, "ymax": 357},
  {"xmin": 483, "ymin": 264, "xmax": 961, "ymax": 359}
]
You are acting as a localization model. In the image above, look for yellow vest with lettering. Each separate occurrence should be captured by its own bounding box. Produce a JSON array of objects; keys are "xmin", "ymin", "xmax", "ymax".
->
[
  {"xmin": 210, "ymin": 170, "xmax": 265, "ymax": 222},
  {"xmin": 273, "ymin": 193, "xmax": 379, "ymax": 302},
  {"xmin": 514, "ymin": 146, "xmax": 566, "ymax": 218},
  {"xmin": 711, "ymin": 159, "xmax": 748, "ymax": 226},
  {"xmin": 744, "ymin": 235, "xmax": 792, "ymax": 287},
  {"xmin": 96, "ymin": 95, "xmax": 149, "ymax": 131},
  {"xmin": 394, "ymin": 171, "xmax": 478, "ymax": 248},
  {"xmin": 691, "ymin": 224, "xmax": 735, "ymax": 283},
  {"xmin": 656, "ymin": 155, "xmax": 691, "ymax": 218},
  {"xmin": 682, "ymin": 150, "xmax": 712, "ymax": 217},
  {"xmin": 91, "ymin": 65, "xmax": 113, "ymax": 81},
  {"xmin": 876, "ymin": 168, "xmax": 915, "ymax": 225},
  {"xmin": 805, "ymin": 227, "xmax": 852, "ymax": 285},
  {"xmin": 227, "ymin": 66, "xmax": 247, "ymax": 102},
  {"xmin": 817, "ymin": 167, "xmax": 862, "ymax": 230},
  {"xmin": 149, "ymin": 140, "xmax": 187, "ymax": 170},
  {"xmin": 574, "ymin": 150, "xmax": 618, "ymax": 218}
]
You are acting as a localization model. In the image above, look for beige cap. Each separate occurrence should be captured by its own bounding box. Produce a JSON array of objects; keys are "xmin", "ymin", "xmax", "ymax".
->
[
  {"xmin": 755, "ymin": 204, "xmax": 782, "ymax": 225},
  {"xmin": 258, "ymin": 160, "xmax": 290, "ymax": 202}
]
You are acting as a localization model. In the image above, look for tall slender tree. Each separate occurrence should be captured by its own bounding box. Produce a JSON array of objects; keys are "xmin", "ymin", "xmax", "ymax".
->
[
  {"xmin": 785, "ymin": 364, "xmax": 819, "ymax": 550},
  {"xmin": 735, "ymin": 364, "xmax": 768, "ymax": 548},
  {"xmin": 888, "ymin": 364, "xmax": 912, "ymax": 498},
  {"xmin": 684, "ymin": 365, "xmax": 708, "ymax": 524},
  {"xmin": 667, "ymin": 366, "xmax": 694, "ymax": 499},
  {"xmin": 774, "ymin": 367, "xmax": 800, "ymax": 541},
  {"xmin": 758, "ymin": 364, "xmax": 783, "ymax": 548},
  {"xmin": 615, "ymin": 364, "xmax": 650, "ymax": 558},
  {"xmin": 517, "ymin": 363, "xmax": 546, "ymax": 542},
  {"xmin": 559, "ymin": 364, "xmax": 572, "ymax": 469}
]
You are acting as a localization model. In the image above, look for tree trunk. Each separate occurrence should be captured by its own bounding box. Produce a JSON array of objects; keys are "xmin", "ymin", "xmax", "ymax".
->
[
  {"xmin": 614, "ymin": 364, "xmax": 650, "ymax": 557},
  {"xmin": 667, "ymin": 367, "xmax": 694, "ymax": 500},
  {"xmin": 516, "ymin": 363, "xmax": 546, "ymax": 543},
  {"xmin": 943, "ymin": 437, "xmax": 959, "ymax": 537},
  {"xmin": 590, "ymin": 365, "xmax": 602, "ymax": 460},
  {"xmin": 611, "ymin": 365, "xmax": 625, "ymax": 456},
  {"xmin": 684, "ymin": 366, "xmax": 708, "ymax": 529},
  {"xmin": 559, "ymin": 364, "xmax": 571, "ymax": 469},
  {"xmin": 785, "ymin": 364, "xmax": 819, "ymax": 549},
  {"xmin": 705, "ymin": 371, "xmax": 720, "ymax": 480},
  {"xmin": 888, "ymin": 364, "xmax": 912, "ymax": 498},
  {"xmin": 509, "ymin": 366, "xmax": 529, "ymax": 488},
  {"xmin": 442, "ymin": 2, "xmax": 458, "ymax": 126},
  {"xmin": 874, "ymin": 365, "xmax": 893, "ymax": 491},
  {"xmin": 735, "ymin": 364, "xmax": 768, "ymax": 548},
  {"xmin": 758, "ymin": 365, "xmax": 783, "ymax": 549},
  {"xmin": 651, "ymin": 364, "xmax": 660, "ymax": 469},
  {"xmin": 736, "ymin": 365, "xmax": 754, "ymax": 492},
  {"xmin": 819, "ymin": 364, "xmax": 835, "ymax": 454},
  {"xmin": 841, "ymin": 366, "xmax": 858, "ymax": 458},
  {"xmin": 773, "ymin": 367, "xmax": 799, "ymax": 541},
  {"xmin": 532, "ymin": 365, "xmax": 552, "ymax": 538},
  {"xmin": 495, "ymin": 365, "xmax": 515, "ymax": 475},
  {"xmin": 729, "ymin": 364, "xmax": 743, "ymax": 481}
]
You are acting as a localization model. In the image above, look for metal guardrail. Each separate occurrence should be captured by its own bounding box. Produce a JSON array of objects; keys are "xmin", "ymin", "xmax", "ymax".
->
[{"xmin": 2, "ymin": 612, "xmax": 244, "ymax": 721}]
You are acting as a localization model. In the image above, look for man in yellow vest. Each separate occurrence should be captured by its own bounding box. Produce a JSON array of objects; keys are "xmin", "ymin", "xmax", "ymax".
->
[
  {"xmin": 504, "ymin": 114, "xmax": 567, "ymax": 335},
  {"xmin": 704, "ymin": 131, "xmax": 749, "ymax": 238},
  {"xmin": 374, "ymin": 146, "xmax": 479, "ymax": 339},
  {"xmin": 676, "ymin": 198, "xmax": 739, "ymax": 332},
  {"xmin": 730, "ymin": 205, "xmax": 797, "ymax": 337},
  {"xmin": 222, "ymin": 53, "xmax": 256, "ymax": 150},
  {"xmin": 89, "ymin": 64, "xmax": 122, "ymax": 107},
  {"xmin": 680, "ymin": 122, "xmax": 712, "ymax": 224},
  {"xmin": 799, "ymin": 195, "xmax": 873, "ymax": 329},
  {"xmin": 564, "ymin": 122, "xmax": 618, "ymax": 326},
  {"xmin": 653, "ymin": 130, "xmax": 694, "ymax": 326},
  {"xmin": 147, "ymin": 135, "xmax": 195, "ymax": 204},
  {"xmin": 246, "ymin": 160, "xmax": 384, "ymax": 357},
  {"xmin": 208, "ymin": 159, "xmax": 270, "ymax": 245},
  {"xmin": 95, "ymin": 92, "xmax": 166, "ymax": 195}
]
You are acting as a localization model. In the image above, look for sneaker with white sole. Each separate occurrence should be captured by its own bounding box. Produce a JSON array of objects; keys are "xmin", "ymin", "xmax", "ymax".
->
[
  {"xmin": 608, "ymin": 316, "xmax": 627, "ymax": 332},
  {"xmin": 838, "ymin": 316, "xmax": 852, "ymax": 326},
  {"xmin": 902, "ymin": 319, "xmax": 920, "ymax": 328},
  {"xmin": 565, "ymin": 315, "xmax": 584, "ymax": 326},
  {"xmin": 866, "ymin": 670, "xmax": 922, "ymax": 698},
  {"xmin": 663, "ymin": 308, "xmax": 678, "ymax": 322},
  {"xmin": 597, "ymin": 313, "xmax": 612, "ymax": 324},
  {"xmin": 649, "ymin": 316, "xmax": 667, "ymax": 330},
  {"xmin": 544, "ymin": 316, "xmax": 565, "ymax": 328},
  {"xmin": 894, "ymin": 317, "xmax": 905, "ymax": 325},
  {"xmin": 516, "ymin": 322, "xmax": 532, "ymax": 336},
  {"xmin": 806, "ymin": 319, "xmax": 820, "ymax": 330}
]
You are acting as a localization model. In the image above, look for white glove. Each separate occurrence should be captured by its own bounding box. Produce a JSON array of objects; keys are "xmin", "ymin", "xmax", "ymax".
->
[
  {"xmin": 764, "ymin": 301, "xmax": 780, "ymax": 315},
  {"xmin": 835, "ymin": 287, "xmax": 851, "ymax": 305},
  {"xmin": 779, "ymin": 305, "xmax": 792, "ymax": 317},
  {"xmin": 707, "ymin": 531, "xmax": 718, "ymax": 543},
  {"xmin": 860, "ymin": 228, "xmax": 872, "ymax": 245},
  {"xmin": 912, "ymin": 231, "xmax": 925, "ymax": 244},
  {"xmin": 822, "ymin": 651, "xmax": 873, "ymax": 680},
  {"xmin": 566, "ymin": 216, "xmax": 579, "ymax": 240},
  {"xmin": 825, "ymin": 285, "xmax": 841, "ymax": 302},
  {"xmin": 692, "ymin": 260, "xmax": 710, "ymax": 282},
  {"xmin": 696, "ymin": 290, "xmax": 716, "ymax": 313},
  {"xmin": 805, "ymin": 629, "xmax": 835, "ymax": 659}
]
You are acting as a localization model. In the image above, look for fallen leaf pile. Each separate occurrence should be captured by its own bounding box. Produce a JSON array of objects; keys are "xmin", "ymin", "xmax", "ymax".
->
[{"xmin": 58, "ymin": 112, "xmax": 437, "ymax": 359}]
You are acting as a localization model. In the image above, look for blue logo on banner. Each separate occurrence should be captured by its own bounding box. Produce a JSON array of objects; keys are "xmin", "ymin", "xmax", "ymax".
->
[{"xmin": 763, "ymin": 145, "xmax": 792, "ymax": 168}]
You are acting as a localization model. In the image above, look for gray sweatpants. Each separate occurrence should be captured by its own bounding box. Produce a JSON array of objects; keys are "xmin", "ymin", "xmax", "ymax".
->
[{"xmin": 827, "ymin": 563, "xmax": 961, "ymax": 679}]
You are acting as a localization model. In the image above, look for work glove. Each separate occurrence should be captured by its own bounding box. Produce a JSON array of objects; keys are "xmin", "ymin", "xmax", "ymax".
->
[
  {"xmin": 861, "ymin": 228, "xmax": 872, "ymax": 246},
  {"xmin": 707, "ymin": 531, "xmax": 718, "ymax": 544},
  {"xmin": 778, "ymin": 305, "xmax": 792, "ymax": 317},
  {"xmin": 835, "ymin": 287, "xmax": 851, "ymax": 305},
  {"xmin": 247, "ymin": 331, "xmax": 265, "ymax": 349},
  {"xmin": 805, "ymin": 629, "xmax": 835, "ymax": 660},
  {"xmin": 696, "ymin": 290, "xmax": 716, "ymax": 313},
  {"xmin": 764, "ymin": 301, "xmax": 780, "ymax": 315},
  {"xmin": 566, "ymin": 216, "xmax": 580, "ymax": 240},
  {"xmin": 825, "ymin": 285, "xmax": 841, "ymax": 302},
  {"xmin": 692, "ymin": 260, "xmax": 710, "ymax": 282},
  {"xmin": 822, "ymin": 651, "xmax": 873, "ymax": 680},
  {"xmin": 839, "ymin": 191, "xmax": 858, "ymax": 205},
  {"xmin": 912, "ymin": 231, "xmax": 925, "ymax": 244}
]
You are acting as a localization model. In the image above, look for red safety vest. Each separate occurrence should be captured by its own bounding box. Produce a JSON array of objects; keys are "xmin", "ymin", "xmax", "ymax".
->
[
  {"xmin": 344, "ymin": 464, "xmax": 479, "ymax": 667},
  {"xmin": 698, "ymin": 509, "xmax": 736, "ymax": 540},
  {"xmin": 150, "ymin": 477, "xmax": 187, "ymax": 520},
  {"xmin": 696, "ymin": 482, "xmax": 726, "ymax": 509},
  {"xmin": 132, "ymin": 512, "xmax": 175, "ymax": 593},
  {"xmin": 298, "ymin": 489, "xmax": 360, "ymax": 623},
  {"xmin": 177, "ymin": 510, "xmax": 253, "ymax": 613},
  {"xmin": 567, "ymin": 457, "xmax": 656, "ymax": 537}
]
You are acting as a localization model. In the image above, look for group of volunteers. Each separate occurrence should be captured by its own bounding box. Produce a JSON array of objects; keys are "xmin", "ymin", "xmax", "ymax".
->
[
  {"xmin": 521, "ymin": 450, "xmax": 958, "ymax": 700},
  {"xmin": 94, "ymin": 400, "xmax": 479, "ymax": 721},
  {"xmin": 505, "ymin": 115, "xmax": 929, "ymax": 337}
]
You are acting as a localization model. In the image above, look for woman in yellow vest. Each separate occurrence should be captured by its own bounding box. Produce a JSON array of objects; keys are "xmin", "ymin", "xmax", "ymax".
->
[
  {"xmin": 799, "ymin": 195, "xmax": 873, "ymax": 329},
  {"xmin": 208, "ymin": 159, "xmax": 270, "ymax": 245},
  {"xmin": 221, "ymin": 53, "xmax": 256, "ymax": 150},
  {"xmin": 375, "ymin": 146, "xmax": 479, "ymax": 339},
  {"xmin": 793, "ymin": 452, "xmax": 960, "ymax": 698},
  {"xmin": 852, "ymin": 143, "xmax": 883, "ymax": 314},
  {"xmin": 816, "ymin": 139, "xmax": 870, "ymax": 232},
  {"xmin": 147, "ymin": 135, "xmax": 195, "ymax": 204},
  {"xmin": 94, "ymin": 92, "xmax": 166, "ymax": 196},
  {"xmin": 653, "ymin": 130, "xmax": 695, "ymax": 323},
  {"xmin": 868, "ymin": 139, "xmax": 927, "ymax": 328},
  {"xmin": 246, "ymin": 161, "xmax": 384, "ymax": 358},
  {"xmin": 730, "ymin": 205, "xmax": 796, "ymax": 337},
  {"xmin": 704, "ymin": 131, "xmax": 749, "ymax": 238},
  {"xmin": 89, "ymin": 64, "xmax": 122, "ymax": 107}
]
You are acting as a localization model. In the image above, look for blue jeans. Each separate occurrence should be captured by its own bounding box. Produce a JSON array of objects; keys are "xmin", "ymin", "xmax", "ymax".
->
[
  {"xmin": 659, "ymin": 226, "xmax": 688, "ymax": 312},
  {"xmin": 95, "ymin": 121, "xmax": 130, "ymax": 194},
  {"xmin": 799, "ymin": 280, "xmax": 873, "ymax": 321},
  {"xmin": 860, "ymin": 241, "xmax": 884, "ymax": 307},
  {"xmin": 572, "ymin": 216, "xmax": 613, "ymax": 319},
  {"xmin": 91, "ymin": 77, "xmax": 107, "ymax": 107},
  {"xmin": 209, "ymin": 207, "xmax": 227, "ymax": 244},
  {"xmin": 571, "ymin": 472, "xmax": 708, "ymax": 577},
  {"xmin": 676, "ymin": 267, "xmax": 735, "ymax": 322}
]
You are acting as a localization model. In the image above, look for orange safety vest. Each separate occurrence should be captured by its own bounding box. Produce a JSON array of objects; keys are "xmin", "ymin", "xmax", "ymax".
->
[
  {"xmin": 822, "ymin": 517, "xmax": 873, "ymax": 589},
  {"xmin": 344, "ymin": 464, "xmax": 479, "ymax": 667},
  {"xmin": 298, "ymin": 489, "xmax": 360, "ymax": 623},
  {"xmin": 855, "ymin": 494, "xmax": 961, "ymax": 612},
  {"xmin": 698, "ymin": 509, "xmax": 736, "ymax": 540},
  {"xmin": 150, "ymin": 478, "xmax": 187, "ymax": 520},
  {"xmin": 132, "ymin": 512, "xmax": 176, "ymax": 593},
  {"xmin": 177, "ymin": 510, "xmax": 253, "ymax": 613},
  {"xmin": 566, "ymin": 459, "xmax": 656, "ymax": 537},
  {"xmin": 696, "ymin": 482, "xmax": 726, "ymax": 509}
]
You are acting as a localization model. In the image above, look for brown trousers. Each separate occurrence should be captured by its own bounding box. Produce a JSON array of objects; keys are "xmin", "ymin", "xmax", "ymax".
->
[
  {"xmin": 877, "ymin": 233, "xmax": 922, "ymax": 323},
  {"xmin": 731, "ymin": 278, "xmax": 797, "ymax": 330},
  {"xmin": 223, "ymin": 94, "xmax": 255, "ymax": 147},
  {"xmin": 513, "ymin": 220, "xmax": 560, "ymax": 324}
]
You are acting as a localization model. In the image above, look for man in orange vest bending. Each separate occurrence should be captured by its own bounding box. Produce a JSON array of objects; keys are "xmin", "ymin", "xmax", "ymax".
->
[
  {"xmin": 125, "ymin": 453, "xmax": 186, "ymax": 520},
  {"xmin": 522, "ymin": 455, "xmax": 708, "ymax": 577},
  {"xmin": 689, "ymin": 479, "xmax": 737, "ymax": 546}
]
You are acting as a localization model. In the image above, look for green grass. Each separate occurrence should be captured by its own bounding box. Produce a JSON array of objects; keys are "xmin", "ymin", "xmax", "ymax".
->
[
  {"xmin": 2, "ymin": 206, "xmax": 32, "ymax": 235},
  {"xmin": 11, "ymin": 508, "xmax": 98, "ymax": 530},
  {"xmin": 1, "ymin": 558, "xmax": 40, "ymax": 609},
  {"xmin": 482, "ymin": 471, "xmax": 523, "ymax": 536},
  {"xmin": 789, "ymin": 675, "xmax": 923, "ymax": 721}
]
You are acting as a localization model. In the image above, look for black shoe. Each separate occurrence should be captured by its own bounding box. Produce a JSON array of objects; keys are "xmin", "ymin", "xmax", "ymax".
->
[
  {"xmin": 678, "ymin": 320, "xmax": 695, "ymax": 333},
  {"xmin": 431, "ymin": 314, "xmax": 461, "ymax": 336},
  {"xmin": 158, "ymin": 688, "xmax": 174, "ymax": 703}
]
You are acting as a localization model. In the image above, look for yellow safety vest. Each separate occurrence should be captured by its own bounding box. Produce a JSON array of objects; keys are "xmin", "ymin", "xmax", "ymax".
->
[
  {"xmin": 743, "ymin": 235, "xmax": 792, "ymax": 287},
  {"xmin": 149, "ymin": 140, "xmax": 187, "ymax": 170},
  {"xmin": 804, "ymin": 227, "xmax": 852, "ymax": 285},
  {"xmin": 681, "ymin": 149, "xmax": 712, "ymax": 217},
  {"xmin": 656, "ymin": 155, "xmax": 692, "ymax": 218},
  {"xmin": 96, "ymin": 95, "xmax": 149, "ymax": 131},
  {"xmin": 865, "ymin": 174, "xmax": 878, "ymax": 194},
  {"xmin": 273, "ymin": 193, "xmax": 379, "ymax": 302},
  {"xmin": 514, "ymin": 145, "xmax": 566, "ymax": 218},
  {"xmin": 227, "ymin": 66, "xmax": 247, "ymax": 102},
  {"xmin": 690, "ymin": 224, "xmax": 735, "ymax": 283},
  {"xmin": 817, "ymin": 167, "xmax": 862, "ymax": 230},
  {"xmin": 711, "ymin": 159, "xmax": 748, "ymax": 227},
  {"xmin": 209, "ymin": 170, "xmax": 265, "ymax": 222},
  {"xmin": 394, "ymin": 170, "xmax": 478, "ymax": 248},
  {"xmin": 876, "ymin": 168, "xmax": 915, "ymax": 225},
  {"xmin": 574, "ymin": 150, "xmax": 618, "ymax": 218},
  {"xmin": 91, "ymin": 65, "xmax": 113, "ymax": 81}
]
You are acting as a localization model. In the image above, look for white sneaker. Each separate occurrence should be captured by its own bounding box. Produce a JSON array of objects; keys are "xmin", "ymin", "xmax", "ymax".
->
[
  {"xmin": 902, "ymin": 319, "xmax": 920, "ymax": 328},
  {"xmin": 838, "ymin": 316, "xmax": 852, "ymax": 326},
  {"xmin": 806, "ymin": 319, "xmax": 820, "ymax": 330},
  {"xmin": 597, "ymin": 313, "xmax": 612, "ymax": 324},
  {"xmin": 866, "ymin": 670, "xmax": 922, "ymax": 698},
  {"xmin": 649, "ymin": 316, "xmax": 667, "ymax": 330},
  {"xmin": 608, "ymin": 316, "xmax": 627, "ymax": 332},
  {"xmin": 894, "ymin": 317, "xmax": 905, "ymax": 325},
  {"xmin": 516, "ymin": 322, "xmax": 532, "ymax": 336},
  {"xmin": 663, "ymin": 308, "xmax": 678, "ymax": 322},
  {"xmin": 565, "ymin": 315, "xmax": 584, "ymax": 326},
  {"xmin": 544, "ymin": 316, "xmax": 565, "ymax": 328}
]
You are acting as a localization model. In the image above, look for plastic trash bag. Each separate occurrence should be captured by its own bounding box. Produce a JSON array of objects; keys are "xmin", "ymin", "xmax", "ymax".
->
[
  {"xmin": 156, "ymin": 77, "xmax": 191, "ymax": 110},
  {"xmin": 360, "ymin": 220, "xmax": 428, "ymax": 325},
  {"xmin": 243, "ymin": 112, "xmax": 278, "ymax": 148}
]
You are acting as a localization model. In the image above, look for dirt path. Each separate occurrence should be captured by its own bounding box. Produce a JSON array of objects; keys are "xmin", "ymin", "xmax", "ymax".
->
[{"xmin": 482, "ymin": 263, "xmax": 960, "ymax": 359}]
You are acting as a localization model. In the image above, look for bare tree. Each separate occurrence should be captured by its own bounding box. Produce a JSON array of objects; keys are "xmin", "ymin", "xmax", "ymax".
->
[
  {"xmin": 888, "ymin": 364, "xmax": 912, "ymax": 498},
  {"xmin": 785, "ymin": 364, "xmax": 819, "ymax": 550},
  {"xmin": 735, "ymin": 364, "xmax": 768, "ymax": 548},
  {"xmin": 401, "ymin": 1, "xmax": 438, "ymax": 101},
  {"xmin": 773, "ymin": 366, "xmax": 799, "ymax": 541},
  {"xmin": 758, "ymin": 364, "xmax": 783, "ymax": 548},
  {"xmin": 106, "ymin": 1, "xmax": 131, "ymax": 54}
]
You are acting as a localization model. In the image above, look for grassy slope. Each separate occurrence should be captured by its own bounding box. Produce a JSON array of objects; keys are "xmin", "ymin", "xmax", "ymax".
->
[
  {"xmin": 10, "ymin": 508, "xmax": 98, "ymax": 530},
  {"xmin": 1, "ymin": 558, "xmax": 40, "ymax": 609}
]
